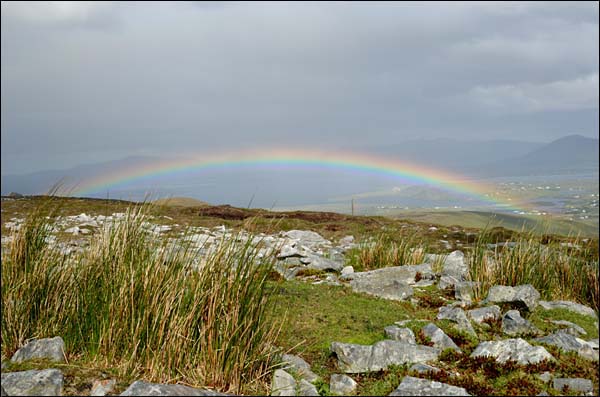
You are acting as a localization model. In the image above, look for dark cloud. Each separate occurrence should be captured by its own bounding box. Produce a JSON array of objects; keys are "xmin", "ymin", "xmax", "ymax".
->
[{"xmin": 1, "ymin": 1, "xmax": 598, "ymax": 173}]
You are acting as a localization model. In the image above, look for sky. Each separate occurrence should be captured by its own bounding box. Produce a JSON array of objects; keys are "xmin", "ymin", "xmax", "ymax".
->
[{"xmin": 1, "ymin": 1, "xmax": 599, "ymax": 174}]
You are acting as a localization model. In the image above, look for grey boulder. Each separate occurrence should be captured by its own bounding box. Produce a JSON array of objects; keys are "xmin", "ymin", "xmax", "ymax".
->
[
  {"xmin": 1, "ymin": 369, "xmax": 63, "ymax": 396},
  {"xmin": 330, "ymin": 340, "xmax": 439, "ymax": 373},
  {"xmin": 10, "ymin": 337, "xmax": 66, "ymax": 363},
  {"xmin": 281, "ymin": 354, "xmax": 319, "ymax": 383},
  {"xmin": 384, "ymin": 326, "xmax": 416, "ymax": 344},
  {"xmin": 120, "ymin": 381, "xmax": 224, "ymax": 396},
  {"xmin": 470, "ymin": 338, "xmax": 553, "ymax": 365},
  {"xmin": 271, "ymin": 369, "xmax": 296, "ymax": 396},
  {"xmin": 552, "ymin": 378, "xmax": 593, "ymax": 394},
  {"xmin": 421, "ymin": 323, "xmax": 461, "ymax": 352},
  {"xmin": 501, "ymin": 310, "xmax": 541, "ymax": 336},
  {"xmin": 437, "ymin": 306, "xmax": 477, "ymax": 337},
  {"xmin": 485, "ymin": 284, "xmax": 540, "ymax": 311},
  {"xmin": 329, "ymin": 374, "xmax": 357, "ymax": 396},
  {"xmin": 297, "ymin": 379, "xmax": 319, "ymax": 396},
  {"xmin": 468, "ymin": 305, "xmax": 501, "ymax": 324},
  {"xmin": 535, "ymin": 330, "xmax": 598, "ymax": 361},
  {"xmin": 389, "ymin": 376, "xmax": 470, "ymax": 396}
]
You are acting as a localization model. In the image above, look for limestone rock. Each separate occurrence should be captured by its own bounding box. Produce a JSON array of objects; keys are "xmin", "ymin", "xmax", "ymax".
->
[
  {"xmin": 349, "ymin": 278, "xmax": 413, "ymax": 301},
  {"xmin": 437, "ymin": 306, "xmax": 477, "ymax": 337},
  {"xmin": 1, "ymin": 369, "xmax": 63, "ymax": 396},
  {"xmin": 10, "ymin": 337, "xmax": 66, "ymax": 363},
  {"xmin": 468, "ymin": 306, "xmax": 501, "ymax": 324},
  {"xmin": 329, "ymin": 374, "xmax": 357, "ymax": 396},
  {"xmin": 91, "ymin": 379, "xmax": 116, "ymax": 396},
  {"xmin": 535, "ymin": 330, "xmax": 598, "ymax": 361},
  {"xmin": 440, "ymin": 251, "xmax": 469, "ymax": 280},
  {"xmin": 384, "ymin": 326, "xmax": 416, "ymax": 344},
  {"xmin": 120, "ymin": 381, "xmax": 224, "ymax": 396},
  {"xmin": 283, "ymin": 230, "xmax": 330, "ymax": 249},
  {"xmin": 454, "ymin": 282, "xmax": 476, "ymax": 304},
  {"xmin": 281, "ymin": 354, "xmax": 318, "ymax": 383},
  {"xmin": 550, "ymin": 320, "xmax": 587, "ymax": 337},
  {"xmin": 552, "ymin": 378, "xmax": 593, "ymax": 394},
  {"xmin": 485, "ymin": 284, "xmax": 540, "ymax": 311},
  {"xmin": 389, "ymin": 376, "xmax": 470, "ymax": 396},
  {"xmin": 502, "ymin": 310, "xmax": 541, "ymax": 336},
  {"xmin": 538, "ymin": 300, "xmax": 598, "ymax": 319},
  {"xmin": 470, "ymin": 338, "xmax": 553, "ymax": 365},
  {"xmin": 271, "ymin": 369, "xmax": 296, "ymax": 396},
  {"xmin": 330, "ymin": 340, "xmax": 439, "ymax": 373},
  {"xmin": 341, "ymin": 266, "xmax": 354, "ymax": 276},
  {"xmin": 297, "ymin": 379, "xmax": 318, "ymax": 396},
  {"xmin": 421, "ymin": 323, "xmax": 461, "ymax": 352},
  {"xmin": 301, "ymin": 255, "xmax": 344, "ymax": 272}
]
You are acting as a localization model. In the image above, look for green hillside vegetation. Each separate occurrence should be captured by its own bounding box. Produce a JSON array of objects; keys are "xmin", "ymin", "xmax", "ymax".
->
[
  {"xmin": 388, "ymin": 210, "xmax": 599, "ymax": 238},
  {"xmin": 1, "ymin": 196, "xmax": 598, "ymax": 395},
  {"xmin": 152, "ymin": 196, "xmax": 211, "ymax": 207}
]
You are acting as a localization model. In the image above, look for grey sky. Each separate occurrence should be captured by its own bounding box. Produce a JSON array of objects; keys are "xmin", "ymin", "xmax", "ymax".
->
[{"xmin": 2, "ymin": 1, "xmax": 598, "ymax": 174}]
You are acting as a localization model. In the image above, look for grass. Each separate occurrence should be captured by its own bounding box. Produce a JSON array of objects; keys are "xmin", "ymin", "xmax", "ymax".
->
[
  {"xmin": 529, "ymin": 308, "xmax": 599, "ymax": 339},
  {"xmin": 266, "ymin": 280, "xmax": 436, "ymax": 377},
  {"xmin": 2, "ymin": 196, "xmax": 599, "ymax": 395},
  {"xmin": 467, "ymin": 227, "xmax": 599, "ymax": 313},
  {"xmin": 345, "ymin": 234, "xmax": 430, "ymax": 272},
  {"xmin": 1, "ymin": 200, "xmax": 278, "ymax": 394}
]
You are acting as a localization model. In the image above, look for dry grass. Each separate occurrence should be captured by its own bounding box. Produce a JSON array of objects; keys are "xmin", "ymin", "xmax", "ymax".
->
[
  {"xmin": 1, "ymin": 200, "xmax": 279, "ymax": 394},
  {"xmin": 468, "ymin": 228, "xmax": 599, "ymax": 312}
]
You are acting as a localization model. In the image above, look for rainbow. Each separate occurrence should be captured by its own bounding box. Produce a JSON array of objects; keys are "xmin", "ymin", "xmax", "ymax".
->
[{"xmin": 72, "ymin": 147, "xmax": 520, "ymax": 210}]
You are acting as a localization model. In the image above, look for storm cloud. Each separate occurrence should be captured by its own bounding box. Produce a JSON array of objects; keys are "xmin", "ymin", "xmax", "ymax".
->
[{"xmin": 2, "ymin": 1, "xmax": 598, "ymax": 173}]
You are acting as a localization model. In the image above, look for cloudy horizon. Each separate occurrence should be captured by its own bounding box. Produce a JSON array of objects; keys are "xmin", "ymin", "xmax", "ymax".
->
[{"xmin": 2, "ymin": 1, "xmax": 598, "ymax": 174}]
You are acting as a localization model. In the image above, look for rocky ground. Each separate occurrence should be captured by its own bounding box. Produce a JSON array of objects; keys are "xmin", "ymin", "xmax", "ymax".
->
[{"xmin": 1, "ymin": 199, "xmax": 598, "ymax": 396}]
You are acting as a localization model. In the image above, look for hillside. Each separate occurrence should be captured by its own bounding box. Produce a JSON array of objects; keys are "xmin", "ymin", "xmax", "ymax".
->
[
  {"xmin": 479, "ymin": 135, "xmax": 599, "ymax": 177},
  {"xmin": 1, "ymin": 196, "xmax": 598, "ymax": 396}
]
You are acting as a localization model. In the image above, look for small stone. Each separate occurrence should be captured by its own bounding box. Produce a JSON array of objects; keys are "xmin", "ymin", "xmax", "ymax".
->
[
  {"xmin": 454, "ymin": 282, "xmax": 475, "ymax": 304},
  {"xmin": 535, "ymin": 330, "xmax": 597, "ymax": 361},
  {"xmin": 485, "ymin": 284, "xmax": 540, "ymax": 311},
  {"xmin": 421, "ymin": 323, "xmax": 461, "ymax": 352},
  {"xmin": 120, "ymin": 381, "xmax": 225, "ymax": 396},
  {"xmin": 91, "ymin": 379, "xmax": 116, "ymax": 396},
  {"xmin": 468, "ymin": 306, "xmax": 501, "ymax": 324},
  {"xmin": 271, "ymin": 369, "xmax": 296, "ymax": 396},
  {"xmin": 329, "ymin": 374, "xmax": 357, "ymax": 396},
  {"xmin": 538, "ymin": 372, "xmax": 552, "ymax": 383},
  {"xmin": 502, "ymin": 310, "xmax": 541, "ymax": 336},
  {"xmin": 1, "ymin": 369, "xmax": 64, "ymax": 396},
  {"xmin": 389, "ymin": 376, "xmax": 470, "ymax": 396},
  {"xmin": 341, "ymin": 266, "xmax": 354, "ymax": 276},
  {"xmin": 281, "ymin": 354, "xmax": 318, "ymax": 383},
  {"xmin": 552, "ymin": 378, "xmax": 593, "ymax": 394},
  {"xmin": 10, "ymin": 337, "xmax": 66, "ymax": 363},
  {"xmin": 330, "ymin": 340, "xmax": 439, "ymax": 373},
  {"xmin": 384, "ymin": 326, "xmax": 416, "ymax": 344},
  {"xmin": 437, "ymin": 306, "xmax": 477, "ymax": 337},
  {"xmin": 550, "ymin": 320, "xmax": 587, "ymax": 337},
  {"xmin": 298, "ymin": 379, "xmax": 318, "ymax": 396},
  {"xmin": 470, "ymin": 338, "xmax": 553, "ymax": 365}
]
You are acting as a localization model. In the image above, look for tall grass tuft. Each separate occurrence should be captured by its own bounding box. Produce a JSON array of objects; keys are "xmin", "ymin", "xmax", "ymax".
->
[
  {"xmin": 1, "ymin": 204, "xmax": 278, "ymax": 393},
  {"xmin": 468, "ymin": 228, "xmax": 599, "ymax": 313},
  {"xmin": 348, "ymin": 234, "xmax": 428, "ymax": 271}
]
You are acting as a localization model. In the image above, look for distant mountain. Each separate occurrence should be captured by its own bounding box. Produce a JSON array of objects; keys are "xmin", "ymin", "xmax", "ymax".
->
[
  {"xmin": 365, "ymin": 138, "xmax": 544, "ymax": 172},
  {"xmin": 1, "ymin": 156, "xmax": 160, "ymax": 195},
  {"xmin": 479, "ymin": 135, "xmax": 599, "ymax": 177}
]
